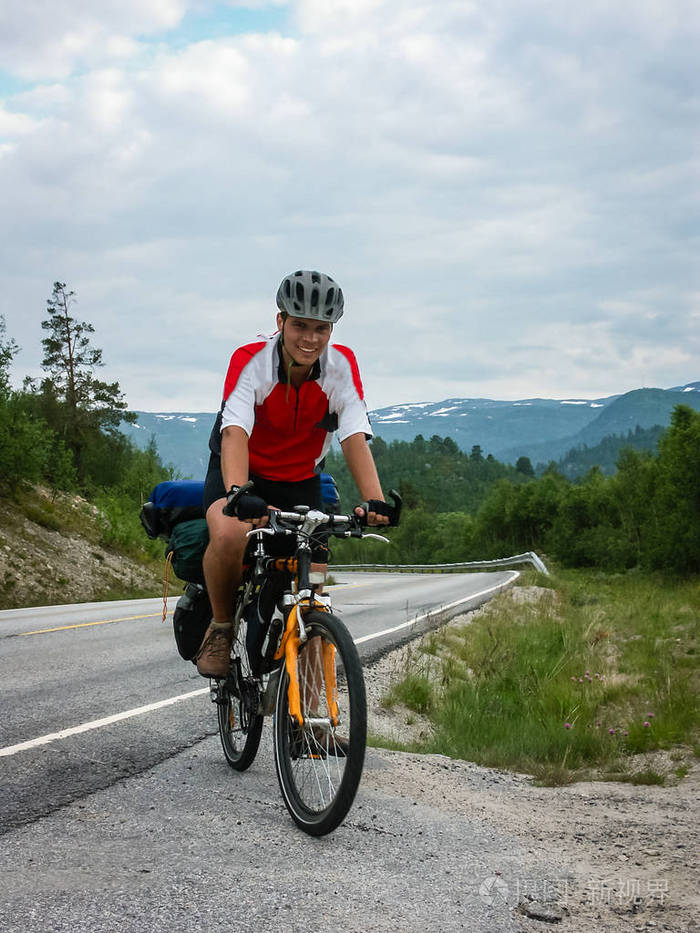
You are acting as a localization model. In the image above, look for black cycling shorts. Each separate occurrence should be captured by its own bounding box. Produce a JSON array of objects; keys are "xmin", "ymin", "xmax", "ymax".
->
[{"xmin": 203, "ymin": 453, "xmax": 328, "ymax": 562}]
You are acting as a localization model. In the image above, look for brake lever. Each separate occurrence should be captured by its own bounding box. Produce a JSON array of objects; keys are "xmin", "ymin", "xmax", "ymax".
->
[
  {"xmin": 245, "ymin": 526, "xmax": 274, "ymax": 538},
  {"xmin": 362, "ymin": 533, "xmax": 390, "ymax": 543}
]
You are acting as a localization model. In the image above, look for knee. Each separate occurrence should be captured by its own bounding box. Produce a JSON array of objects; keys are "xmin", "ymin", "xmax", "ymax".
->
[{"xmin": 206, "ymin": 503, "xmax": 247, "ymax": 556}]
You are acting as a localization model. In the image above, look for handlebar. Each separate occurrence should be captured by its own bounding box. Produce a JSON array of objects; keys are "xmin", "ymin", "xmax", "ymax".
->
[
  {"xmin": 266, "ymin": 506, "xmax": 365, "ymax": 539},
  {"xmin": 223, "ymin": 482, "xmax": 402, "ymax": 533}
]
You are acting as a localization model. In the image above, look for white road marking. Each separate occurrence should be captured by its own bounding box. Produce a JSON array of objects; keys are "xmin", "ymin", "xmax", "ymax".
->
[
  {"xmin": 0, "ymin": 688, "xmax": 209, "ymax": 758},
  {"xmin": 354, "ymin": 572, "xmax": 518, "ymax": 644},
  {"xmin": 1, "ymin": 572, "xmax": 517, "ymax": 758}
]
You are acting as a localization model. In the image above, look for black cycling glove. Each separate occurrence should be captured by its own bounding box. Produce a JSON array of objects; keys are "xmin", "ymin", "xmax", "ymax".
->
[
  {"xmin": 362, "ymin": 493, "xmax": 402, "ymax": 527},
  {"xmin": 223, "ymin": 483, "xmax": 268, "ymax": 520}
]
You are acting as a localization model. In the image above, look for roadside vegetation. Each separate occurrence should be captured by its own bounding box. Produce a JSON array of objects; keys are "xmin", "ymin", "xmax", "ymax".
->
[
  {"xmin": 1, "ymin": 288, "xmax": 171, "ymax": 607},
  {"xmin": 372, "ymin": 569, "xmax": 699, "ymax": 785}
]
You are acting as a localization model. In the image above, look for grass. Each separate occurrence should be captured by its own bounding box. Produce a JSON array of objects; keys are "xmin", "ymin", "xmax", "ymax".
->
[{"xmin": 376, "ymin": 569, "xmax": 699, "ymax": 784}]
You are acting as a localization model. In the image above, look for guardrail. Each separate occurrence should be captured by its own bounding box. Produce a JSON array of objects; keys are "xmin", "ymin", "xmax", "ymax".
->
[{"xmin": 330, "ymin": 551, "xmax": 549, "ymax": 576}]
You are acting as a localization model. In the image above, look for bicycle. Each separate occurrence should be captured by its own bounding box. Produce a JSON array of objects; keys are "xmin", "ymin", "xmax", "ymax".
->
[{"xmin": 209, "ymin": 484, "xmax": 401, "ymax": 836}]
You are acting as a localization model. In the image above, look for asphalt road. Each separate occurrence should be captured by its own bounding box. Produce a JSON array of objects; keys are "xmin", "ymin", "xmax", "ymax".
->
[{"xmin": 0, "ymin": 571, "xmax": 545, "ymax": 932}]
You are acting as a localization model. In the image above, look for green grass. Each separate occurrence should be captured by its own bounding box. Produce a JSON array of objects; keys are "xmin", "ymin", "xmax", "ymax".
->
[
  {"xmin": 382, "ymin": 672, "xmax": 434, "ymax": 714},
  {"xmin": 377, "ymin": 570, "xmax": 699, "ymax": 784}
]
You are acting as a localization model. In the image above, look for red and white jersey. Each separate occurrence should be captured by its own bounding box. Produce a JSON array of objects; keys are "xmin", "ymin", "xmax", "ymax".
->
[{"xmin": 209, "ymin": 333, "xmax": 372, "ymax": 482}]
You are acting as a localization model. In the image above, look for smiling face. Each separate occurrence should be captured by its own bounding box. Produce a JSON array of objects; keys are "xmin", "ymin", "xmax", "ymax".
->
[{"xmin": 277, "ymin": 313, "xmax": 332, "ymax": 370}]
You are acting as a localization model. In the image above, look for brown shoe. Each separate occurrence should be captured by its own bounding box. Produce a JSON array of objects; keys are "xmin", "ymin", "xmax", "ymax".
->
[{"xmin": 196, "ymin": 621, "xmax": 234, "ymax": 678}]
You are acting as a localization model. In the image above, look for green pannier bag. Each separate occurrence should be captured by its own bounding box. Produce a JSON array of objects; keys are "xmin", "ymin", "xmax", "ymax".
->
[{"xmin": 166, "ymin": 518, "xmax": 209, "ymax": 584}]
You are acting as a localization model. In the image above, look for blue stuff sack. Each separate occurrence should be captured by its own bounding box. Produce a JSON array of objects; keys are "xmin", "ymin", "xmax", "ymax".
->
[
  {"xmin": 140, "ymin": 480, "xmax": 206, "ymax": 540},
  {"xmin": 320, "ymin": 472, "xmax": 340, "ymax": 513}
]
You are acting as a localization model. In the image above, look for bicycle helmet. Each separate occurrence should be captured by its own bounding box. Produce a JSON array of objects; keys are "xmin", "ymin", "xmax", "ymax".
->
[{"xmin": 276, "ymin": 270, "xmax": 344, "ymax": 323}]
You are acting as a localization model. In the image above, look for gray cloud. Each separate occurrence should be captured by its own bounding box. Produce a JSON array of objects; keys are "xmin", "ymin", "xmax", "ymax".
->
[{"xmin": 1, "ymin": 0, "xmax": 698, "ymax": 411}]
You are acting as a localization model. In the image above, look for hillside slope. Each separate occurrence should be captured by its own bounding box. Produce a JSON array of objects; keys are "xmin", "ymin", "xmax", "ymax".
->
[{"xmin": 0, "ymin": 490, "xmax": 163, "ymax": 610}]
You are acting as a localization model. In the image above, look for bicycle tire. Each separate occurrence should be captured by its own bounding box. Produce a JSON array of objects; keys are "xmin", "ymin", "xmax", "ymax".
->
[
  {"xmin": 218, "ymin": 615, "xmax": 264, "ymax": 771},
  {"xmin": 273, "ymin": 609, "xmax": 366, "ymax": 836}
]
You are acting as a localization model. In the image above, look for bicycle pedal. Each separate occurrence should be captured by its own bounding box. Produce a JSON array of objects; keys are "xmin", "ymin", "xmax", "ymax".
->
[{"xmin": 209, "ymin": 682, "xmax": 229, "ymax": 705}]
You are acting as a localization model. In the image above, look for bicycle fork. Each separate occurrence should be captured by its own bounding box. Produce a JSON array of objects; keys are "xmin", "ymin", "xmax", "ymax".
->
[{"xmin": 274, "ymin": 602, "xmax": 340, "ymax": 729}]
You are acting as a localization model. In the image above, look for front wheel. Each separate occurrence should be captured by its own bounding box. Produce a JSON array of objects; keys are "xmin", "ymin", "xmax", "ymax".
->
[{"xmin": 273, "ymin": 609, "xmax": 367, "ymax": 836}]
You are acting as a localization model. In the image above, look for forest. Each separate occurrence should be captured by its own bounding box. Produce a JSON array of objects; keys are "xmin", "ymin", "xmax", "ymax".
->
[
  {"xmin": 326, "ymin": 411, "xmax": 699, "ymax": 574},
  {"xmin": 1, "ymin": 284, "xmax": 698, "ymax": 577}
]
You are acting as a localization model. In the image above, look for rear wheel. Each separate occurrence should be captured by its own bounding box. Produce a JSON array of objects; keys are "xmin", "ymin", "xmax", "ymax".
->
[
  {"xmin": 217, "ymin": 615, "xmax": 264, "ymax": 771},
  {"xmin": 273, "ymin": 609, "xmax": 366, "ymax": 836}
]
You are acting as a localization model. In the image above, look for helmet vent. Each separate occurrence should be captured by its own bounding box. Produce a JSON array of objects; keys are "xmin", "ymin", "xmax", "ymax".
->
[
  {"xmin": 325, "ymin": 287, "xmax": 335, "ymax": 305},
  {"xmin": 310, "ymin": 287, "xmax": 319, "ymax": 308},
  {"xmin": 295, "ymin": 282, "xmax": 305, "ymax": 302},
  {"xmin": 311, "ymin": 271, "xmax": 321, "ymax": 284},
  {"xmin": 284, "ymin": 279, "xmax": 291, "ymax": 298}
]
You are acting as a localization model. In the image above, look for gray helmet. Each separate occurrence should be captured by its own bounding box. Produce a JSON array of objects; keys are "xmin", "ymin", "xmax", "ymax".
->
[{"xmin": 276, "ymin": 270, "xmax": 344, "ymax": 323}]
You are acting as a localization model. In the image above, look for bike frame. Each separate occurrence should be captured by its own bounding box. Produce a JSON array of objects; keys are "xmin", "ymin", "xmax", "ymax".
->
[{"xmin": 247, "ymin": 508, "xmax": 345, "ymax": 727}]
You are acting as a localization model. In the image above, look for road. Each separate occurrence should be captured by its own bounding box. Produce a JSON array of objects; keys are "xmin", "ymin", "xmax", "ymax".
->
[{"xmin": 0, "ymin": 570, "xmax": 557, "ymax": 932}]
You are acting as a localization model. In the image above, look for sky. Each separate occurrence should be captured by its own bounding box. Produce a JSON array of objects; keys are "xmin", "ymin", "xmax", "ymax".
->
[{"xmin": 1, "ymin": 0, "xmax": 698, "ymax": 413}]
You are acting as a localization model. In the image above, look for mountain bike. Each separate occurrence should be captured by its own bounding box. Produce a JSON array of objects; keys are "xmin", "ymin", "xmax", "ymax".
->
[{"xmin": 209, "ymin": 486, "xmax": 400, "ymax": 836}]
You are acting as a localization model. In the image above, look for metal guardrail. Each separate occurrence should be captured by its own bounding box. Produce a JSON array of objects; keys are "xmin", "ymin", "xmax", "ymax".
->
[{"xmin": 330, "ymin": 551, "xmax": 549, "ymax": 576}]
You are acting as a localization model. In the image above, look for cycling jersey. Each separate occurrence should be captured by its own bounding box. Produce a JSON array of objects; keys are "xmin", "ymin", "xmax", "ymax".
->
[{"xmin": 208, "ymin": 333, "xmax": 372, "ymax": 482}]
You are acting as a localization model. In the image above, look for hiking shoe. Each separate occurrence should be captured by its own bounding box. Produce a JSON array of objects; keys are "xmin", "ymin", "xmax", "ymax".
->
[{"xmin": 196, "ymin": 621, "xmax": 234, "ymax": 679}]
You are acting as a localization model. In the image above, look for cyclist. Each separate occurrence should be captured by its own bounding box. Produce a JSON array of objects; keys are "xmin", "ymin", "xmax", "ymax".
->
[{"xmin": 197, "ymin": 270, "xmax": 397, "ymax": 678}]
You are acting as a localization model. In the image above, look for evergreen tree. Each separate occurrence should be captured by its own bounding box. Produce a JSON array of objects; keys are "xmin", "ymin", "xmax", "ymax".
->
[
  {"xmin": 515, "ymin": 455, "xmax": 535, "ymax": 476},
  {"xmin": 41, "ymin": 282, "xmax": 136, "ymax": 479},
  {"xmin": 0, "ymin": 314, "xmax": 18, "ymax": 397}
]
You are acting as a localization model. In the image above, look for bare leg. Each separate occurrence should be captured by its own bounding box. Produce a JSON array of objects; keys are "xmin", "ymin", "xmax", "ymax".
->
[{"xmin": 202, "ymin": 496, "xmax": 250, "ymax": 621}]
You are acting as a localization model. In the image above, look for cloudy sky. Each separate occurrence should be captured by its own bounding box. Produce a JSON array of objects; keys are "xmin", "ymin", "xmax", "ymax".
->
[{"xmin": 1, "ymin": 0, "xmax": 698, "ymax": 413}]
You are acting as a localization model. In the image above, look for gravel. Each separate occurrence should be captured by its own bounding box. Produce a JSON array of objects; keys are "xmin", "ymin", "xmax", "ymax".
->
[{"xmin": 362, "ymin": 591, "xmax": 700, "ymax": 933}]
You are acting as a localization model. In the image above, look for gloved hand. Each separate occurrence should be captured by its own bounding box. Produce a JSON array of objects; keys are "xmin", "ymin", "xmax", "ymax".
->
[
  {"xmin": 358, "ymin": 490, "xmax": 402, "ymax": 527},
  {"xmin": 223, "ymin": 483, "xmax": 268, "ymax": 520}
]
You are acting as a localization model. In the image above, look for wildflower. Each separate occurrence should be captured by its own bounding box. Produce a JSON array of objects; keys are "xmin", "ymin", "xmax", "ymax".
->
[
  {"xmin": 564, "ymin": 722, "xmax": 572, "ymax": 730},
  {"xmin": 644, "ymin": 721, "xmax": 651, "ymax": 728},
  {"xmin": 609, "ymin": 728, "xmax": 616, "ymax": 735},
  {"xmin": 647, "ymin": 712, "xmax": 655, "ymax": 719},
  {"xmin": 623, "ymin": 731, "xmax": 629, "ymax": 737}
]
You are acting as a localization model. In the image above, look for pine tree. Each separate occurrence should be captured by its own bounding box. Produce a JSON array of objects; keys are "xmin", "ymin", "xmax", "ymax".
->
[
  {"xmin": 41, "ymin": 281, "xmax": 135, "ymax": 480},
  {"xmin": 0, "ymin": 314, "xmax": 19, "ymax": 397}
]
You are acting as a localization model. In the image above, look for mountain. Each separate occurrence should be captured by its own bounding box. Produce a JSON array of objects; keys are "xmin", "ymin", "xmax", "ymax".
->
[
  {"xmin": 498, "ymin": 386, "xmax": 700, "ymax": 466},
  {"xmin": 121, "ymin": 381, "xmax": 700, "ymax": 479},
  {"xmin": 368, "ymin": 395, "xmax": 616, "ymax": 459},
  {"xmin": 123, "ymin": 412, "xmax": 214, "ymax": 479}
]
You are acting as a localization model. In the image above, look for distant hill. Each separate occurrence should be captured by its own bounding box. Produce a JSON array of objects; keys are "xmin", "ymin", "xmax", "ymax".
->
[
  {"xmin": 120, "ymin": 381, "xmax": 700, "ymax": 479},
  {"xmin": 124, "ymin": 412, "xmax": 214, "ymax": 479},
  {"xmin": 555, "ymin": 424, "xmax": 667, "ymax": 479},
  {"xmin": 498, "ymin": 386, "xmax": 700, "ymax": 466},
  {"xmin": 367, "ymin": 395, "xmax": 616, "ymax": 460}
]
